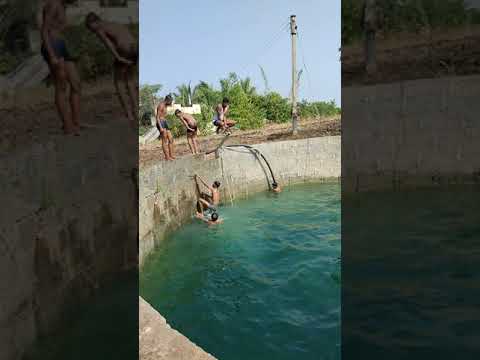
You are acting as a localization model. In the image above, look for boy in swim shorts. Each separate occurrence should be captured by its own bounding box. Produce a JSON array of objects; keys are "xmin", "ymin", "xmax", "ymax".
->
[
  {"xmin": 41, "ymin": 0, "xmax": 82, "ymax": 135},
  {"xmin": 213, "ymin": 97, "xmax": 236, "ymax": 134},
  {"xmin": 85, "ymin": 12, "xmax": 138, "ymax": 128},
  {"xmin": 175, "ymin": 109, "xmax": 200, "ymax": 155},
  {"xmin": 156, "ymin": 95, "xmax": 175, "ymax": 161}
]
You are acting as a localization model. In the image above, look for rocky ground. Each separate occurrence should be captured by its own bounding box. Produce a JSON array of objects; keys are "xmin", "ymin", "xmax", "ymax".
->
[
  {"xmin": 139, "ymin": 116, "xmax": 341, "ymax": 166},
  {"xmin": 342, "ymin": 25, "xmax": 480, "ymax": 86}
]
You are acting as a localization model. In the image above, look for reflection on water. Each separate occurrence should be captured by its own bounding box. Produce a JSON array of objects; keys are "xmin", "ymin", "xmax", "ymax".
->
[
  {"xmin": 141, "ymin": 183, "xmax": 341, "ymax": 360},
  {"xmin": 343, "ymin": 186, "xmax": 480, "ymax": 359}
]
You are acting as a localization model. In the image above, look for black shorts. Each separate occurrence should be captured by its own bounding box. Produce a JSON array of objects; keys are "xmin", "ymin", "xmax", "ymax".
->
[
  {"xmin": 187, "ymin": 124, "xmax": 198, "ymax": 135},
  {"xmin": 41, "ymin": 38, "xmax": 74, "ymax": 64}
]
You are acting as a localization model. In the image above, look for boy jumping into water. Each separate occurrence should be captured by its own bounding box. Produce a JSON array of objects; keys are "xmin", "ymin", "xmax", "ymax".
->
[
  {"xmin": 41, "ymin": 0, "xmax": 81, "ymax": 135},
  {"xmin": 175, "ymin": 109, "xmax": 200, "ymax": 155},
  {"xmin": 213, "ymin": 97, "xmax": 236, "ymax": 134},
  {"xmin": 194, "ymin": 175, "xmax": 221, "ymax": 205},
  {"xmin": 156, "ymin": 95, "xmax": 175, "ymax": 161},
  {"xmin": 85, "ymin": 12, "xmax": 138, "ymax": 128}
]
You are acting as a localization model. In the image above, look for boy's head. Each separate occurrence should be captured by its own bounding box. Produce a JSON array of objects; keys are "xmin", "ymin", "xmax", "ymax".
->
[
  {"xmin": 213, "ymin": 181, "xmax": 221, "ymax": 189},
  {"xmin": 272, "ymin": 182, "xmax": 278, "ymax": 189},
  {"xmin": 165, "ymin": 94, "xmax": 173, "ymax": 106},
  {"xmin": 222, "ymin": 97, "xmax": 229, "ymax": 106},
  {"xmin": 211, "ymin": 212, "xmax": 219, "ymax": 222},
  {"xmin": 85, "ymin": 12, "xmax": 101, "ymax": 31},
  {"xmin": 174, "ymin": 109, "xmax": 182, "ymax": 117}
]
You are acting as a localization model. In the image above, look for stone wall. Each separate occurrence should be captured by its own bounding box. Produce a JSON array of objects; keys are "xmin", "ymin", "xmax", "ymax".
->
[
  {"xmin": 139, "ymin": 136, "xmax": 340, "ymax": 266},
  {"xmin": 342, "ymin": 74, "xmax": 480, "ymax": 191},
  {"xmin": 0, "ymin": 123, "xmax": 137, "ymax": 360}
]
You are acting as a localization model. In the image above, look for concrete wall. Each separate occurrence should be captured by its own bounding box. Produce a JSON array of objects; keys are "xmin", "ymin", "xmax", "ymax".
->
[
  {"xmin": 139, "ymin": 136, "xmax": 340, "ymax": 266},
  {"xmin": 0, "ymin": 123, "xmax": 137, "ymax": 360},
  {"xmin": 342, "ymin": 74, "xmax": 480, "ymax": 191}
]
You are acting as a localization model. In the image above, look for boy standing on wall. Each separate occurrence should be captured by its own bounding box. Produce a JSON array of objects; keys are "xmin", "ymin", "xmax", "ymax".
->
[
  {"xmin": 41, "ymin": 0, "xmax": 82, "ymax": 135},
  {"xmin": 85, "ymin": 12, "xmax": 139, "ymax": 129},
  {"xmin": 174, "ymin": 109, "xmax": 200, "ymax": 155},
  {"xmin": 156, "ymin": 95, "xmax": 176, "ymax": 161}
]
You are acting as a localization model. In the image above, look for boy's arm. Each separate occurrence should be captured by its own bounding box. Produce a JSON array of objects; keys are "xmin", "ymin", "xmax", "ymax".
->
[
  {"xmin": 181, "ymin": 117, "xmax": 194, "ymax": 131},
  {"xmin": 196, "ymin": 175, "xmax": 213, "ymax": 191},
  {"xmin": 156, "ymin": 104, "xmax": 164, "ymax": 122},
  {"xmin": 96, "ymin": 30, "xmax": 133, "ymax": 64},
  {"xmin": 41, "ymin": 4, "xmax": 58, "ymax": 65}
]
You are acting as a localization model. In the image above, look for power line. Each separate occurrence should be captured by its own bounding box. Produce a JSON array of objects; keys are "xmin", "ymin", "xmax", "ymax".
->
[{"xmin": 235, "ymin": 18, "xmax": 290, "ymax": 80}]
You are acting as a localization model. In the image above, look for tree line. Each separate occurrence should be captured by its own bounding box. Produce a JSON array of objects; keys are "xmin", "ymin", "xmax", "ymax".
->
[
  {"xmin": 342, "ymin": 0, "xmax": 480, "ymax": 45},
  {"xmin": 139, "ymin": 73, "xmax": 340, "ymax": 137}
]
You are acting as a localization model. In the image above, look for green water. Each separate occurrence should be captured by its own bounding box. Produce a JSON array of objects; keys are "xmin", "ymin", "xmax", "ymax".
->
[{"xmin": 140, "ymin": 182, "xmax": 341, "ymax": 360}]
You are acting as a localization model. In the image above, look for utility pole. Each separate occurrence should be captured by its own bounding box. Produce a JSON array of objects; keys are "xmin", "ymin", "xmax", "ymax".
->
[{"xmin": 290, "ymin": 15, "xmax": 299, "ymax": 135}]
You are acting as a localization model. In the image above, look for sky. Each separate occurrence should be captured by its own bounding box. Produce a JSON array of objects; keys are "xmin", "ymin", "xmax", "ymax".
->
[{"xmin": 139, "ymin": 0, "xmax": 341, "ymax": 106}]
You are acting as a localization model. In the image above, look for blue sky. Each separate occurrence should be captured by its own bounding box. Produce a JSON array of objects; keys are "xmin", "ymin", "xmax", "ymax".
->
[{"xmin": 139, "ymin": 0, "xmax": 341, "ymax": 106}]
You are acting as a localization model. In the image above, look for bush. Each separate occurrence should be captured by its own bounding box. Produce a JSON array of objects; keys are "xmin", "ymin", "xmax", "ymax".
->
[
  {"xmin": 252, "ymin": 92, "xmax": 291, "ymax": 123},
  {"xmin": 225, "ymin": 85, "xmax": 265, "ymax": 130},
  {"xmin": 299, "ymin": 100, "xmax": 340, "ymax": 118}
]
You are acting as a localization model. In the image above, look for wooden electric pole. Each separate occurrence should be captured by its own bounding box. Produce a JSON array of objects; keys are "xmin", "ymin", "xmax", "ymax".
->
[{"xmin": 290, "ymin": 15, "xmax": 299, "ymax": 135}]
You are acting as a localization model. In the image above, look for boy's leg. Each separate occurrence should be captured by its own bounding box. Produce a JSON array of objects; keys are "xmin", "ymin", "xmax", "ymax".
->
[
  {"xmin": 187, "ymin": 134, "xmax": 195, "ymax": 154},
  {"xmin": 160, "ymin": 129, "xmax": 171, "ymax": 160},
  {"xmin": 51, "ymin": 60, "xmax": 75, "ymax": 134},
  {"xmin": 114, "ymin": 63, "xmax": 134, "ymax": 124},
  {"xmin": 192, "ymin": 134, "xmax": 199, "ymax": 154},
  {"xmin": 65, "ymin": 61, "xmax": 81, "ymax": 132},
  {"xmin": 167, "ymin": 131, "xmax": 176, "ymax": 159},
  {"xmin": 125, "ymin": 65, "xmax": 138, "ymax": 127}
]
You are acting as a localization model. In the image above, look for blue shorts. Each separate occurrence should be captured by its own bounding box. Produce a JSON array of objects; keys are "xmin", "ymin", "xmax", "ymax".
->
[
  {"xmin": 156, "ymin": 119, "xmax": 169, "ymax": 131},
  {"xmin": 41, "ymin": 38, "xmax": 73, "ymax": 64}
]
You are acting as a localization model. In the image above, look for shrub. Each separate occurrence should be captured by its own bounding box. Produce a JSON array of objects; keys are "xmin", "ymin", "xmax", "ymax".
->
[
  {"xmin": 253, "ymin": 92, "xmax": 291, "ymax": 123},
  {"xmin": 225, "ymin": 84, "xmax": 265, "ymax": 130}
]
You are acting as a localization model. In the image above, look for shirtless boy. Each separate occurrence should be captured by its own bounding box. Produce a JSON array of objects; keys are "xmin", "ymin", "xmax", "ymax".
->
[
  {"xmin": 86, "ymin": 12, "xmax": 138, "ymax": 128},
  {"xmin": 156, "ymin": 95, "xmax": 175, "ymax": 160},
  {"xmin": 195, "ymin": 199, "xmax": 223, "ymax": 226},
  {"xmin": 175, "ymin": 110, "xmax": 200, "ymax": 155},
  {"xmin": 194, "ymin": 175, "xmax": 221, "ymax": 206},
  {"xmin": 213, "ymin": 97, "xmax": 236, "ymax": 134},
  {"xmin": 41, "ymin": 0, "xmax": 81, "ymax": 135}
]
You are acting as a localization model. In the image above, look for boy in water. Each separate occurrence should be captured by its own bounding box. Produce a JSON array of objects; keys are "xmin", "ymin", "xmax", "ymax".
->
[
  {"xmin": 156, "ymin": 95, "xmax": 175, "ymax": 161},
  {"xmin": 195, "ymin": 199, "xmax": 223, "ymax": 226},
  {"xmin": 194, "ymin": 175, "xmax": 221, "ymax": 205},
  {"xmin": 175, "ymin": 109, "xmax": 200, "ymax": 155},
  {"xmin": 85, "ymin": 12, "xmax": 138, "ymax": 128},
  {"xmin": 213, "ymin": 97, "xmax": 236, "ymax": 134},
  {"xmin": 271, "ymin": 181, "xmax": 282, "ymax": 193},
  {"xmin": 41, "ymin": 0, "xmax": 82, "ymax": 135}
]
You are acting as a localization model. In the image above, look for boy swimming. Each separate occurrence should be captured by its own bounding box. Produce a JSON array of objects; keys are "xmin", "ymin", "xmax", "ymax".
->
[{"xmin": 195, "ymin": 199, "xmax": 223, "ymax": 226}]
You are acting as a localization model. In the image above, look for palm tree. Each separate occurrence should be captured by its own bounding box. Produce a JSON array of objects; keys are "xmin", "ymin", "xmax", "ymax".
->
[
  {"xmin": 259, "ymin": 65, "xmax": 270, "ymax": 93},
  {"xmin": 193, "ymin": 81, "xmax": 219, "ymax": 108},
  {"xmin": 240, "ymin": 77, "xmax": 256, "ymax": 96},
  {"xmin": 175, "ymin": 82, "xmax": 193, "ymax": 106}
]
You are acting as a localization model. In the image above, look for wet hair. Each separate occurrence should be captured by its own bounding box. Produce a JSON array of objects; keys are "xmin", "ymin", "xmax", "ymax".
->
[
  {"xmin": 213, "ymin": 181, "xmax": 221, "ymax": 188},
  {"xmin": 174, "ymin": 109, "xmax": 182, "ymax": 116},
  {"xmin": 85, "ymin": 12, "xmax": 101, "ymax": 26},
  {"xmin": 272, "ymin": 182, "xmax": 278, "ymax": 189},
  {"xmin": 222, "ymin": 97, "xmax": 229, "ymax": 104},
  {"xmin": 211, "ymin": 212, "xmax": 219, "ymax": 222}
]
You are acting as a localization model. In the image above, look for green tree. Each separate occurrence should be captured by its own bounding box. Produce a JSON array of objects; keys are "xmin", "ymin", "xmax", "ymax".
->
[{"xmin": 139, "ymin": 84, "xmax": 162, "ymax": 126}]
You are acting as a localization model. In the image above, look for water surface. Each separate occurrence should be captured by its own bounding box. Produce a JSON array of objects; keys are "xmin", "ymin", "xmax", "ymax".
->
[{"xmin": 141, "ymin": 182, "xmax": 341, "ymax": 360}]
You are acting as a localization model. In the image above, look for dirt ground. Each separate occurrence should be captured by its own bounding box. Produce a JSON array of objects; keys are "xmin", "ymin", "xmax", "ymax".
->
[
  {"xmin": 0, "ymin": 78, "xmax": 128, "ymax": 154},
  {"xmin": 139, "ymin": 116, "xmax": 341, "ymax": 166},
  {"xmin": 342, "ymin": 25, "xmax": 480, "ymax": 86}
]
